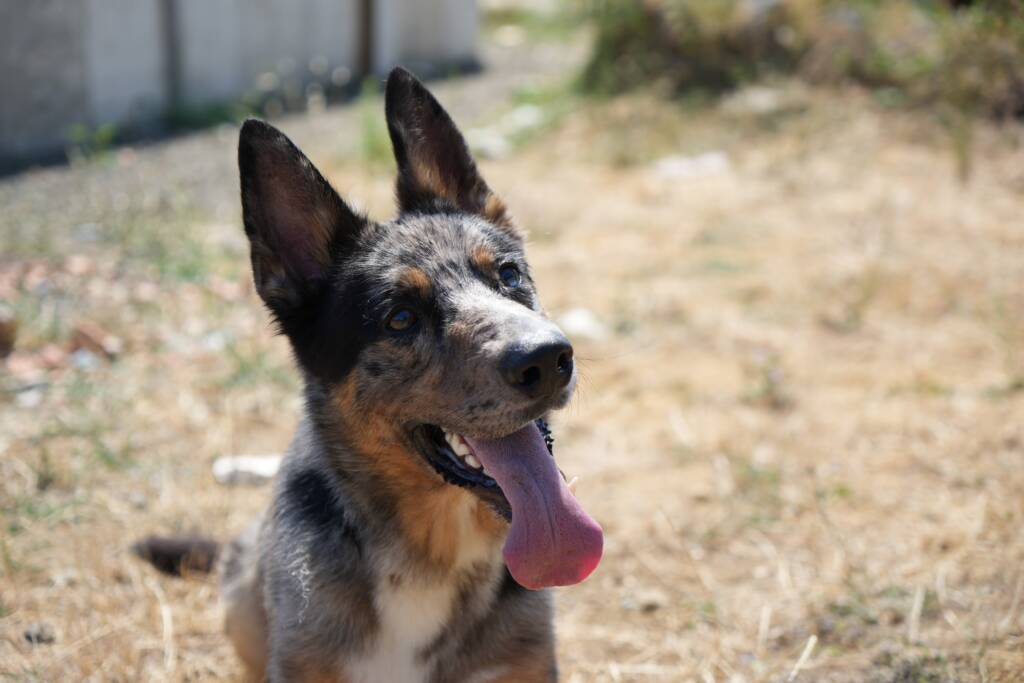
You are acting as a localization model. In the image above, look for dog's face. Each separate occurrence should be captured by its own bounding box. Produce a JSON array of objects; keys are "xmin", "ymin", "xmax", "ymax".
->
[{"xmin": 238, "ymin": 69, "xmax": 575, "ymax": 518}]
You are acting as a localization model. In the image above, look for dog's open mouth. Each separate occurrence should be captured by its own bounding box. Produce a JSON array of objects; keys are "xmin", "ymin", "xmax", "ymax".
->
[
  {"xmin": 414, "ymin": 420, "xmax": 554, "ymax": 521},
  {"xmin": 413, "ymin": 419, "xmax": 603, "ymax": 590}
]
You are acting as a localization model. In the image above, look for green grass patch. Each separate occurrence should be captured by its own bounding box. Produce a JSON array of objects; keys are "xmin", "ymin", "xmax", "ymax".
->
[
  {"xmin": 484, "ymin": 4, "xmax": 581, "ymax": 43},
  {"xmin": 91, "ymin": 436, "xmax": 135, "ymax": 471},
  {"xmin": 221, "ymin": 343, "xmax": 296, "ymax": 390},
  {"xmin": 165, "ymin": 100, "xmax": 256, "ymax": 132},
  {"xmin": 356, "ymin": 80, "xmax": 396, "ymax": 169},
  {"xmin": 4, "ymin": 496, "xmax": 79, "ymax": 536}
]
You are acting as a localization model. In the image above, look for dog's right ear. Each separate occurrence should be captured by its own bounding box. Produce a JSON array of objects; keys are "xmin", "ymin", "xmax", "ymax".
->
[{"xmin": 238, "ymin": 119, "xmax": 367, "ymax": 319}]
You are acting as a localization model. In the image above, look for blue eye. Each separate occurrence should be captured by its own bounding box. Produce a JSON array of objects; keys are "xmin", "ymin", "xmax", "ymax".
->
[
  {"xmin": 499, "ymin": 265, "xmax": 522, "ymax": 289},
  {"xmin": 386, "ymin": 308, "xmax": 418, "ymax": 332}
]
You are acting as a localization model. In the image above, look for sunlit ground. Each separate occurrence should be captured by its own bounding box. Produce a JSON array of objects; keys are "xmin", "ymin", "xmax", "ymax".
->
[{"xmin": 2, "ymin": 14, "xmax": 1023, "ymax": 683}]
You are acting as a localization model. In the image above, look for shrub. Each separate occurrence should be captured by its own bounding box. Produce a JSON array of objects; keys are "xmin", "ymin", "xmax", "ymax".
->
[{"xmin": 580, "ymin": 0, "xmax": 1024, "ymax": 119}]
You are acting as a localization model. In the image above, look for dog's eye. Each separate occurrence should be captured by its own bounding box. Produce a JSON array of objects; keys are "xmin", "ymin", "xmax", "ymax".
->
[
  {"xmin": 386, "ymin": 308, "xmax": 418, "ymax": 332},
  {"xmin": 499, "ymin": 264, "xmax": 522, "ymax": 289}
]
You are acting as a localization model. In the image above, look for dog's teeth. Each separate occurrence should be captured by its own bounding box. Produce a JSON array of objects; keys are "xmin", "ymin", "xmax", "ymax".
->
[
  {"xmin": 452, "ymin": 441, "xmax": 470, "ymax": 457},
  {"xmin": 465, "ymin": 455, "xmax": 482, "ymax": 469},
  {"xmin": 567, "ymin": 476, "xmax": 579, "ymax": 495}
]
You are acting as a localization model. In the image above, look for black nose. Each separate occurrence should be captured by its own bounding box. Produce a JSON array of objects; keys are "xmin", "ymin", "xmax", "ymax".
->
[{"xmin": 501, "ymin": 337, "xmax": 574, "ymax": 399}]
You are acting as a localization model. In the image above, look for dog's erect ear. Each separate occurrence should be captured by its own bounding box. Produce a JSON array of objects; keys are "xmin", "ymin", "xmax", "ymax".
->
[
  {"xmin": 384, "ymin": 68, "xmax": 515, "ymax": 232},
  {"xmin": 238, "ymin": 119, "xmax": 367, "ymax": 316}
]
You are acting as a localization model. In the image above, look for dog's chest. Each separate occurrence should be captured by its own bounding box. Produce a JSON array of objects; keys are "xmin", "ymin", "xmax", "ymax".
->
[
  {"xmin": 344, "ymin": 578, "xmax": 455, "ymax": 683},
  {"xmin": 343, "ymin": 502, "xmax": 503, "ymax": 683}
]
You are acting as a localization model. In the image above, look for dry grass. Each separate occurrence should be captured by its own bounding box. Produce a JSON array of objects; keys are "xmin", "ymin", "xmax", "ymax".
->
[{"xmin": 2, "ymin": 82, "xmax": 1024, "ymax": 682}]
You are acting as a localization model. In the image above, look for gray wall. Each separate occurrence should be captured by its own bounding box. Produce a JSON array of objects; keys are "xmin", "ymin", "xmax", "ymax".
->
[
  {"xmin": 85, "ymin": 0, "xmax": 167, "ymax": 124},
  {"xmin": 175, "ymin": 0, "xmax": 361, "ymax": 105},
  {"xmin": 375, "ymin": 0, "xmax": 478, "ymax": 72},
  {"xmin": 0, "ymin": 0, "xmax": 478, "ymax": 167},
  {"xmin": 0, "ymin": 1, "xmax": 90, "ymax": 162}
]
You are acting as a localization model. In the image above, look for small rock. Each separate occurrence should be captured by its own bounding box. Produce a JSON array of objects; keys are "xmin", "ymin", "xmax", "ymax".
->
[
  {"xmin": 24, "ymin": 622, "xmax": 55, "ymax": 645},
  {"xmin": 133, "ymin": 281, "xmax": 160, "ymax": 303},
  {"xmin": 69, "ymin": 320, "xmax": 123, "ymax": 360},
  {"xmin": 637, "ymin": 588, "xmax": 668, "ymax": 613},
  {"xmin": 38, "ymin": 344, "xmax": 68, "ymax": 369},
  {"xmin": 5, "ymin": 352, "xmax": 42, "ymax": 379},
  {"xmin": 467, "ymin": 128, "xmax": 512, "ymax": 161},
  {"xmin": 467, "ymin": 104, "xmax": 547, "ymax": 160},
  {"xmin": 64, "ymin": 254, "xmax": 95, "ymax": 277},
  {"xmin": 15, "ymin": 387, "xmax": 45, "ymax": 409},
  {"xmin": 6, "ymin": 347, "xmax": 64, "ymax": 382},
  {"xmin": 208, "ymin": 277, "xmax": 243, "ymax": 302},
  {"xmin": 558, "ymin": 308, "xmax": 609, "ymax": 341},
  {"xmin": 69, "ymin": 349, "xmax": 100, "ymax": 371},
  {"xmin": 722, "ymin": 86, "xmax": 785, "ymax": 116},
  {"xmin": 493, "ymin": 24, "xmax": 527, "ymax": 47},
  {"xmin": 622, "ymin": 588, "xmax": 668, "ymax": 614},
  {"xmin": 22, "ymin": 262, "xmax": 51, "ymax": 291},
  {"xmin": 202, "ymin": 330, "xmax": 230, "ymax": 352},
  {"xmin": 51, "ymin": 570, "xmax": 79, "ymax": 588},
  {"xmin": 722, "ymin": 84, "xmax": 808, "ymax": 118},
  {"xmin": 213, "ymin": 454, "xmax": 283, "ymax": 485},
  {"xmin": 0, "ymin": 303, "xmax": 15, "ymax": 358},
  {"xmin": 502, "ymin": 105, "xmax": 545, "ymax": 135},
  {"xmin": 651, "ymin": 152, "xmax": 731, "ymax": 181}
]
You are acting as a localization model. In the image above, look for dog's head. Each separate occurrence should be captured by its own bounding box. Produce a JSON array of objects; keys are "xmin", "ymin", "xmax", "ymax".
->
[{"xmin": 239, "ymin": 68, "xmax": 601, "ymax": 588}]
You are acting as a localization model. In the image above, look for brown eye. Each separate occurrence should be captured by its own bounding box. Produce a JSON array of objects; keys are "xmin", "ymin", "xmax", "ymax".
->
[
  {"xmin": 387, "ymin": 308, "xmax": 418, "ymax": 332},
  {"xmin": 499, "ymin": 264, "xmax": 522, "ymax": 289}
]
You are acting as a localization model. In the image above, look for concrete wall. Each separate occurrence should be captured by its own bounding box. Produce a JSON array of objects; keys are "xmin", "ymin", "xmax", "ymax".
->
[
  {"xmin": 85, "ymin": 0, "xmax": 167, "ymax": 124},
  {"xmin": 0, "ymin": 0, "xmax": 478, "ymax": 167},
  {"xmin": 375, "ymin": 0, "xmax": 478, "ymax": 73},
  {"xmin": 177, "ymin": 0, "xmax": 360, "ymax": 106},
  {"xmin": 0, "ymin": 1, "xmax": 90, "ymax": 162}
]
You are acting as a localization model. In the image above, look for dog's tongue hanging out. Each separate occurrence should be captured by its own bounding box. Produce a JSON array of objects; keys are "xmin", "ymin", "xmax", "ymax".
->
[{"xmin": 465, "ymin": 423, "xmax": 603, "ymax": 589}]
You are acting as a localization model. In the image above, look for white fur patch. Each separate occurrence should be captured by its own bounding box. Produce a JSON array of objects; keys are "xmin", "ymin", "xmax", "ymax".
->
[
  {"xmin": 345, "ymin": 577, "xmax": 456, "ymax": 682},
  {"xmin": 466, "ymin": 665, "xmax": 510, "ymax": 683},
  {"xmin": 343, "ymin": 495, "xmax": 502, "ymax": 683}
]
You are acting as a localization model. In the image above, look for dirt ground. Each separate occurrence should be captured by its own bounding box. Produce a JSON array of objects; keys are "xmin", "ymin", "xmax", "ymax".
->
[{"xmin": 3, "ymin": 19, "xmax": 1024, "ymax": 683}]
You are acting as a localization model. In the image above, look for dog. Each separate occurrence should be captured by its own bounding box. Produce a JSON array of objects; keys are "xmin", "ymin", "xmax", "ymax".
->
[{"xmin": 134, "ymin": 67, "xmax": 603, "ymax": 682}]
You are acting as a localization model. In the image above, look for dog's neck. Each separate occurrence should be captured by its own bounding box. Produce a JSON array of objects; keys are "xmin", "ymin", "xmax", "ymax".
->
[{"xmin": 302, "ymin": 381, "xmax": 507, "ymax": 577}]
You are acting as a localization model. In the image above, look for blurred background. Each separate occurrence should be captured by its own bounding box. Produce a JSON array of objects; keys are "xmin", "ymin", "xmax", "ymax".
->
[{"xmin": 1, "ymin": 1, "xmax": 1023, "ymax": 681}]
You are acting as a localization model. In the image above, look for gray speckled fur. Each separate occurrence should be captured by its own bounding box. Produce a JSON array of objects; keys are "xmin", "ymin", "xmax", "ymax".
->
[
  {"xmin": 219, "ymin": 68, "xmax": 568, "ymax": 682},
  {"xmin": 222, "ymin": 418, "xmax": 555, "ymax": 682}
]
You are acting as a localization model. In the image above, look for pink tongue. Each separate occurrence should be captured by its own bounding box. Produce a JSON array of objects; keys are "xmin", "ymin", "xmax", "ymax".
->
[{"xmin": 465, "ymin": 423, "xmax": 603, "ymax": 590}]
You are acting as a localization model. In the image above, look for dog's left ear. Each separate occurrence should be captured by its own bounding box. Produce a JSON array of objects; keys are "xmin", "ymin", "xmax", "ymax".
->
[{"xmin": 385, "ymin": 67, "xmax": 515, "ymax": 233}]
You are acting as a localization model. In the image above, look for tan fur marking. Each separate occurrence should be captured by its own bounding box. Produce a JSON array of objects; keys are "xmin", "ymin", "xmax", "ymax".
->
[
  {"xmin": 446, "ymin": 320, "xmax": 474, "ymax": 345},
  {"xmin": 398, "ymin": 267, "xmax": 433, "ymax": 298},
  {"xmin": 286, "ymin": 663, "xmax": 349, "ymax": 683},
  {"xmin": 483, "ymin": 193, "xmax": 512, "ymax": 227},
  {"xmin": 412, "ymin": 160, "xmax": 451, "ymax": 199},
  {"xmin": 488, "ymin": 651, "xmax": 558, "ymax": 683},
  {"xmin": 329, "ymin": 379, "xmax": 503, "ymax": 573},
  {"xmin": 471, "ymin": 245, "xmax": 496, "ymax": 273},
  {"xmin": 474, "ymin": 498, "xmax": 507, "ymax": 537},
  {"xmin": 398, "ymin": 481, "xmax": 473, "ymax": 568},
  {"xmin": 308, "ymin": 204, "xmax": 337, "ymax": 265},
  {"xmin": 332, "ymin": 375, "xmax": 359, "ymax": 421}
]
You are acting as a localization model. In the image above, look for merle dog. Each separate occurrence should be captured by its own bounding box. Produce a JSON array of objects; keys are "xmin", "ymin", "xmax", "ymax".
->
[{"xmin": 135, "ymin": 68, "xmax": 602, "ymax": 683}]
